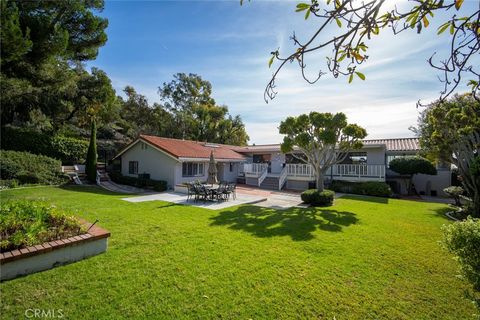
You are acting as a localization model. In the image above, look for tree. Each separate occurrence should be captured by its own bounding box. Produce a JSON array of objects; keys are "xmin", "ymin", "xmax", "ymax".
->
[
  {"xmin": 256, "ymin": 0, "xmax": 479, "ymax": 103},
  {"xmin": 279, "ymin": 112, "xmax": 367, "ymax": 191},
  {"xmin": 85, "ymin": 119, "xmax": 97, "ymax": 183},
  {"xmin": 389, "ymin": 156, "xmax": 437, "ymax": 195},
  {"xmin": 0, "ymin": 0, "xmax": 109, "ymax": 125},
  {"xmin": 416, "ymin": 93, "xmax": 480, "ymax": 216},
  {"xmin": 158, "ymin": 73, "xmax": 249, "ymax": 145}
]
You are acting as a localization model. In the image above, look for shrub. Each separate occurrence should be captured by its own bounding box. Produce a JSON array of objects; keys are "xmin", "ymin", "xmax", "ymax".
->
[
  {"xmin": 0, "ymin": 200, "xmax": 85, "ymax": 253},
  {"xmin": 444, "ymin": 186, "xmax": 464, "ymax": 207},
  {"xmin": 301, "ymin": 189, "xmax": 335, "ymax": 206},
  {"xmin": 109, "ymin": 172, "xmax": 167, "ymax": 192},
  {"xmin": 330, "ymin": 180, "xmax": 392, "ymax": 197},
  {"xmin": 0, "ymin": 150, "xmax": 68, "ymax": 185},
  {"xmin": 0, "ymin": 179, "xmax": 19, "ymax": 189},
  {"xmin": 1, "ymin": 127, "xmax": 88, "ymax": 164},
  {"xmin": 389, "ymin": 156, "xmax": 437, "ymax": 195},
  {"xmin": 442, "ymin": 217, "xmax": 480, "ymax": 311}
]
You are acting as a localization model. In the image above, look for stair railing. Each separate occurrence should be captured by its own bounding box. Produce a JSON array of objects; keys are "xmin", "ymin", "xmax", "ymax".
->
[
  {"xmin": 258, "ymin": 165, "xmax": 268, "ymax": 187},
  {"xmin": 278, "ymin": 166, "xmax": 288, "ymax": 190}
]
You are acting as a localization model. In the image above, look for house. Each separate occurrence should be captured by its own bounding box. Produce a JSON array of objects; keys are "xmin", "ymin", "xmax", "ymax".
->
[{"xmin": 113, "ymin": 135, "xmax": 451, "ymax": 196}]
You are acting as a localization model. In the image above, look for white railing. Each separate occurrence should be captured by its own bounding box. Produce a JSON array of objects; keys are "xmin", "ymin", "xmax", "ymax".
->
[
  {"xmin": 258, "ymin": 165, "xmax": 268, "ymax": 186},
  {"xmin": 286, "ymin": 164, "xmax": 315, "ymax": 178},
  {"xmin": 331, "ymin": 164, "xmax": 385, "ymax": 179},
  {"xmin": 286, "ymin": 163, "xmax": 385, "ymax": 180},
  {"xmin": 243, "ymin": 163, "xmax": 269, "ymax": 176},
  {"xmin": 278, "ymin": 166, "xmax": 288, "ymax": 190}
]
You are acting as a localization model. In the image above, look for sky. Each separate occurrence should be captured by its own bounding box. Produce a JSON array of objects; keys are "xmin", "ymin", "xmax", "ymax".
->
[{"xmin": 88, "ymin": 0, "xmax": 478, "ymax": 145}]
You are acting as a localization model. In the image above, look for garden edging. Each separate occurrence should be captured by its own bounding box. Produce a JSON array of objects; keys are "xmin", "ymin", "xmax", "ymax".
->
[{"xmin": 0, "ymin": 220, "xmax": 110, "ymax": 281}]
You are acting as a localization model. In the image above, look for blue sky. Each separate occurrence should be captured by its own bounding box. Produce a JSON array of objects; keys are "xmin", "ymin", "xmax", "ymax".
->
[{"xmin": 89, "ymin": 0, "xmax": 478, "ymax": 144}]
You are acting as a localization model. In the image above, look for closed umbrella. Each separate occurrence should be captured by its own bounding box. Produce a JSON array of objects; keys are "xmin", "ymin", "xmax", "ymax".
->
[{"xmin": 207, "ymin": 151, "xmax": 218, "ymax": 185}]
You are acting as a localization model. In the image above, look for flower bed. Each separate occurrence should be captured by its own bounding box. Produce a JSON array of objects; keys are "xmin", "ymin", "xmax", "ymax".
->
[{"xmin": 0, "ymin": 201, "xmax": 110, "ymax": 281}]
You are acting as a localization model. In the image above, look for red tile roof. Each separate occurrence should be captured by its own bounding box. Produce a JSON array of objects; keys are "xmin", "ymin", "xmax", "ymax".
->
[
  {"xmin": 139, "ymin": 135, "xmax": 246, "ymax": 160},
  {"xmin": 363, "ymin": 138, "xmax": 420, "ymax": 151}
]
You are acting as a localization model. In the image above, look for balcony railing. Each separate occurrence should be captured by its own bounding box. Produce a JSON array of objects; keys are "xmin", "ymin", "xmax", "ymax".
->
[
  {"xmin": 243, "ymin": 163, "xmax": 269, "ymax": 176},
  {"xmin": 285, "ymin": 163, "xmax": 385, "ymax": 180}
]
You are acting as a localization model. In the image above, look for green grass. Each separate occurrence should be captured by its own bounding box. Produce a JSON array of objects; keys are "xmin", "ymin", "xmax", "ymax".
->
[{"xmin": 0, "ymin": 186, "xmax": 476, "ymax": 319}]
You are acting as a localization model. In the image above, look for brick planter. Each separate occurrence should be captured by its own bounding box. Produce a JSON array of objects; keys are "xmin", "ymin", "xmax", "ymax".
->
[{"xmin": 0, "ymin": 221, "xmax": 110, "ymax": 281}]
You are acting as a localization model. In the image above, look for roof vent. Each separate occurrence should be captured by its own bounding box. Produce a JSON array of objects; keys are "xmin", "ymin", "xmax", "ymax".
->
[{"xmin": 204, "ymin": 143, "xmax": 219, "ymax": 148}]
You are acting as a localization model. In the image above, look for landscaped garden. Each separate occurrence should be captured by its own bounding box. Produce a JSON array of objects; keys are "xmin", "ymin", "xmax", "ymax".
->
[{"xmin": 0, "ymin": 186, "xmax": 476, "ymax": 319}]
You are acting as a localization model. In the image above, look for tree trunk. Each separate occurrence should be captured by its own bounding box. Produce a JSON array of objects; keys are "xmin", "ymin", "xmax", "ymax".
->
[
  {"xmin": 472, "ymin": 190, "xmax": 480, "ymax": 218},
  {"xmin": 316, "ymin": 174, "xmax": 324, "ymax": 192}
]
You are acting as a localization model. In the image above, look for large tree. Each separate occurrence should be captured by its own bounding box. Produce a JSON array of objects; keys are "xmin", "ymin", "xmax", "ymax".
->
[
  {"xmin": 0, "ymin": 0, "xmax": 109, "ymax": 125},
  {"xmin": 252, "ymin": 0, "xmax": 479, "ymax": 103},
  {"xmin": 279, "ymin": 112, "xmax": 367, "ymax": 191},
  {"xmin": 416, "ymin": 93, "xmax": 480, "ymax": 216},
  {"xmin": 158, "ymin": 73, "xmax": 249, "ymax": 145}
]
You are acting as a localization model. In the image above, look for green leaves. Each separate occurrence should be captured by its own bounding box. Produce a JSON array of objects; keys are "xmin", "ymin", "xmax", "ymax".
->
[
  {"xmin": 437, "ymin": 21, "xmax": 450, "ymax": 34},
  {"xmin": 348, "ymin": 74, "xmax": 353, "ymax": 83},
  {"xmin": 335, "ymin": 18, "xmax": 342, "ymax": 28},
  {"xmin": 268, "ymin": 55, "xmax": 274, "ymax": 68},
  {"xmin": 295, "ymin": 3, "xmax": 310, "ymax": 12},
  {"xmin": 355, "ymin": 71, "xmax": 365, "ymax": 80}
]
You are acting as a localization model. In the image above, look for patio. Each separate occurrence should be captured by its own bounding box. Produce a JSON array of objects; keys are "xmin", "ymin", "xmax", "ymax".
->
[{"xmin": 122, "ymin": 191, "xmax": 267, "ymax": 210}]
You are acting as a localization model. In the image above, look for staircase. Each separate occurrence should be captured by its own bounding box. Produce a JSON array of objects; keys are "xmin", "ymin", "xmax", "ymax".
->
[
  {"xmin": 97, "ymin": 167, "xmax": 110, "ymax": 182},
  {"xmin": 260, "ymin": 176, "xmax": 284, "ymax": 190}
]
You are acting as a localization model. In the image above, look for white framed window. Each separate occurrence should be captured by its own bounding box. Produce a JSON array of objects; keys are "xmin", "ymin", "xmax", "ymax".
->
[
  {"xmin": 182, "ymin": 163, "xmax": 204, "ymax": 177},
  {"xmin": 129, "ymin": 161, "xmax": 138, "ymax": 174},
  {"xmin": 229, "ymin": 162, "xmax": 234, "ymax": 172}
]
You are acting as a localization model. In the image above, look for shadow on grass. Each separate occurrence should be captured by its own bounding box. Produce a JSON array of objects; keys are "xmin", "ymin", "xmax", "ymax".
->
[
  {"xmin": 59, "ymin": 184, "xmax": 136, "ymax": 196},
  {"xmin": 340, "ymin": 194, "xmax": 390, "ymax": 204},
  {"xmin": 210, "ymin": 205, "xmax": 358, "ymax": 241},
  {"xmin": 431, "ymin": 206, "xmax": 456, "ymax": 221}
]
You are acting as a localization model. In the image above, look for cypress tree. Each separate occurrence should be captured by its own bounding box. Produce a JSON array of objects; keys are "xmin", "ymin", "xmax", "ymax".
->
[{"xmin": 85, "ymin": 119, "xmax": 97, "ymax": 183}]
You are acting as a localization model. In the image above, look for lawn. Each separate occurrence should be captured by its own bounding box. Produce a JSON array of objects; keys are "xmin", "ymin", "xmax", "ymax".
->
[{"xmin": 0, "ymin": 186, "xmax": 476, "ymax": 319}]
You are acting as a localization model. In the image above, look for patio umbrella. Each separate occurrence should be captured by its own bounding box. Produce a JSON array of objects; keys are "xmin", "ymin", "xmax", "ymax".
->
[{"xmin": 207, "ymin": 150, "xmax": 218, "ymax": 185}]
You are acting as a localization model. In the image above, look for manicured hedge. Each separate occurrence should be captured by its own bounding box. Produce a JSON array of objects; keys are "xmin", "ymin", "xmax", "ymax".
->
[
  {"xmin": 0, "ymin": 150, "xmax": 68, "ymax": 186},
  {"xmin": 0, "ymin": 200, "xmax": 84, "ymax": 252},
  {"xmin": 1, "ymin": 127, "xmax": 88, "ymax": 164},
  {"xmin": 109, "ymin": 172, "xmax": 167, "ymax": 192},
  {"xmin": 330, "ymin": 180, "xmax": 392, "ymax": 197},
  {"xmin": 301, "ymin": 189, "xmax": 335, "ymax": 206}
]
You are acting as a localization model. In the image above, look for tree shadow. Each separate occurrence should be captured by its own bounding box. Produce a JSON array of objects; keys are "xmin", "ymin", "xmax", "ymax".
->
[
  {"xmin": 430, "ymin": 206, "xmax": 457, "ymax": 221},
  {"xmin": 58, "ymin": 184, "xmax": 140, "ymax": 196},
  {"xmin": 210, "ymin": 205, "xmax": 358, "ymax": 241},
  {"xmin": 340, "ymin": 194, "xmax": 389, "ymax": 204}
]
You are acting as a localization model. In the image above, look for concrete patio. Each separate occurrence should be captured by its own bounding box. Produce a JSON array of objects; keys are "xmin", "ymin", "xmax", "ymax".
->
[{"xmin": 121, "ymin": 191, "xmax": 268, "ymax": 210}]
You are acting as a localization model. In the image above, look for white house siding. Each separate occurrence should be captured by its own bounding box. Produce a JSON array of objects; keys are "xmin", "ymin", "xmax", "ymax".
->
[
  {"xmin": 218, "ymin": 162, "xmax": 239, "ymax": 182},
  {"xmin": 413, "ymin": 170, "xmax": 451, "ymax": 197},
  {"xmin": 365, "ymin": 147, "xmax": 386, "ymax": 165},
  {"xmin": 286, "ymin": 179, "xmax": 310, "ymax": 190},
  {"xmin": 270, "ymin": 153, "xmax": 286, "ymax": 174},
  {"xmin": 121, "ymin": 141, "xmax": 177, "ymax": 188}
]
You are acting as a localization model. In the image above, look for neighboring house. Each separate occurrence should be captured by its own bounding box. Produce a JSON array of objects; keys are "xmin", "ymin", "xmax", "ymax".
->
[{"xmin": 113, "ymin": 135, "xmax": 451, "ymax": 196}]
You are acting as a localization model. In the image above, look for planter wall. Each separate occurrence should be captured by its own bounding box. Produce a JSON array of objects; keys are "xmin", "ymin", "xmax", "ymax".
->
[
  {"xmin": 174, "ymin": 184, "xmax": 188, "ymax": 194},
  {"xmin": 0, "ymin": 222, "xmax": 110, "ymax": 281}
]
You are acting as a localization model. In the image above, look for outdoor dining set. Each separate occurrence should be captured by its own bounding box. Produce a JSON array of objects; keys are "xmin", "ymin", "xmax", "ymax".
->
[{"xmin": 186, "ymin": 181, "xmax": 237, "ymax": 202}]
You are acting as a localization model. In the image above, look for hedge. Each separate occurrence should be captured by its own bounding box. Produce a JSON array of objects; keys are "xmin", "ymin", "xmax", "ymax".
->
[
  {"xmin": 301, "ymin": 189, "xmax": 335, "ymax": 206},
  {"xmin": 1, "ymin": 127, "xmax": 88, "ymax": 164},
  {"xmin": 0, "ymin": 150, "xmax": 68, "ymax": 186},
  {"xmin": 109, "ymin": 172, "xmax": 167, "ymax": 192},
  {"xmin": 330, "ymin": 180, "xmax": 392, "ymax": 197}
]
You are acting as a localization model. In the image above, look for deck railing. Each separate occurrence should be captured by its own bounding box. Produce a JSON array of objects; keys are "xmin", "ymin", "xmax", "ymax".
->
[
  {"xmin": 278, "ymin": 166, "xmax": 288, "ymax": 190},
  {"xmin": 243, "ymin": 163, "xmax": 269, "ymax": 176},
  {"xmin": 286, "ymin": 163, "xmax": 385, "ymax": 180}
]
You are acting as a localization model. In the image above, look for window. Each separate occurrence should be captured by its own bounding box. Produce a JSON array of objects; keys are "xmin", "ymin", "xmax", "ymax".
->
[
  {"xmin": 229, "ymin": 162, "xmax": 234, "ymax": 172},
  {"xmin": 182, "ymin": 163, "xmax": 204, "ymax": 177},
  {"xmin": 141, "ymin": 142, "xmax": 148, "ymax": 150},
  {"xmin": 128, "ymin": 161, "xmax": 138, "ymax": 174}
]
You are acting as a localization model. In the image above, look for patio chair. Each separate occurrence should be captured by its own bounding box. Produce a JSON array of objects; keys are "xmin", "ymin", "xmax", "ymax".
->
[
  {"xmin": 186, "ymin": 182, "xmax": 196, "ymax": 202},
  {"xmin": 196, "ymin": 185, "xmax": 210, "ymax": 202},
  {"xmin": 227, "ymin": 183, "xmax": 237, "ymax": 200}
]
